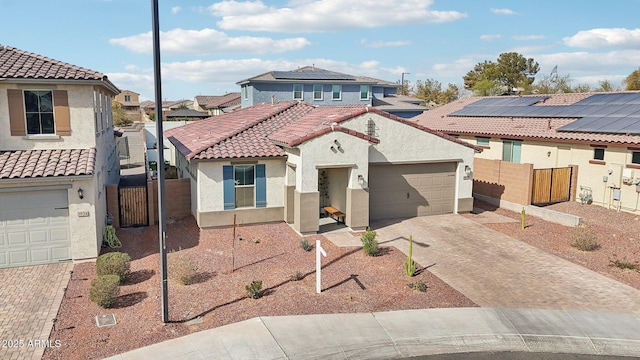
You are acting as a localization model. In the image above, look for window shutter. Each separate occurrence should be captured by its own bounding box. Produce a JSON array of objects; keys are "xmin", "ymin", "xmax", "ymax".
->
[
  {"xmin": 256, "ymin": 164, "xmax": 266, "ymax": 208},
  {"xmin": 223, "ymin": 165, "xmax": 235, "ymax": 210},
  {"xmin": 8, "ymin": 89, "xmax": 26, "ymax": 136},
  {"xmin": 53, "ymin": 90, "xmax": 71, "ymax": 136}
]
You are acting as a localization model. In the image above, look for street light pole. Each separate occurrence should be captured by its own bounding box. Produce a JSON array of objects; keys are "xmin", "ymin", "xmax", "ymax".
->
[
  {"xmin": 151, "ymin": 0, "xmax": 169, "ymax": 323},
  {"xmin": 401, "ymin": 72, "xmax": 410, "ymax": 95}
]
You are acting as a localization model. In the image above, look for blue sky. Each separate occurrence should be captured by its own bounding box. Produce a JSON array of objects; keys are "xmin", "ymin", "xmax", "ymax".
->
[{"xmin": 2, "ymin": 0, "xmax": 639, "ymax": 101}]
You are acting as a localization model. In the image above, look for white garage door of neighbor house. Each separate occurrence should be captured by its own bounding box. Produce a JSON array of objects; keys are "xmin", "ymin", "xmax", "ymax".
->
[
  {"xmin": 369, "ymin": 163, "xmax": 456, "ymax": 220},
  {"xmin": 0, "ymin": 189, "xmax": 71, "ymax": 268}
]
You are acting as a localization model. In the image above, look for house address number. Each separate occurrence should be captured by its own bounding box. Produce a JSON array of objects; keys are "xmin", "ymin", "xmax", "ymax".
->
[{"xmin": 77, "ymin": 211, "xmax": 90, "ymax": 217}]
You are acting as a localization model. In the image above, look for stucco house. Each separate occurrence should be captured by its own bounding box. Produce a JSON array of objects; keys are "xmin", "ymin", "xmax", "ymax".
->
[
  {"xmin": 0, "ymin": 45, "xmax": 120, "ymax": 268},
  {"xmin": 114, "ymin": 89, "xmax": 142, "ymax": 122},
  {"xmin": 194, "ymin": 93, "xmax": 241, "ymax": 116},
  {"xmin": 413, "ymin": 92, "xmax": 640, "ymax": 214},
  {"xmin": 236, "ymin": 66, "xmax": 427, "ymax": 118},
  {"xmin": 165, "ymin": 101, "xmax": 479, "ymax": 234}
]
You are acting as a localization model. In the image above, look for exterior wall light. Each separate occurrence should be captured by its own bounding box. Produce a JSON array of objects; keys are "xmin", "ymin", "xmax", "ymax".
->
[
  {"xmin": 358, "ymin": 175, "xmax": 365, "ymax": 185},
  {"xmin": 77, "ymin": 188, "xmax": 84, "ymax": 199},
  {"xmin": 464, "ymin": 165, "xmax": 472, "ymax": 177}
]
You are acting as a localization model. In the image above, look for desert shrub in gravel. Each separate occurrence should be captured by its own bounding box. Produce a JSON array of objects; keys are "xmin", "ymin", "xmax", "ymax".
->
[
  {"xmin": 360, "ymin": 228, "xmax": 379, "ymax": 256},
  {"xmin": 290, "ymin": 271, "xmax": 304, "ymax": 281},
  {"xmin": 407, "ymin": 279, "xmax": 427, "ymax": 292},
  {"xmin": 610, "ymin": 259, "xmax": 639, "ymax": 271},
  {"xmin": 300, "ymin": 238, "xmax": 313, "ymax": 251},
  {"xmin": 569, "ymin": 225, "xmax": 599, "ymax": 251},
  {"xmin": 246, "ymin": 280, "xmax": 263, "ymax": 299},
  {"xmin": 90, "ymin": 275, "xmax": 120, "ymax": 308},
  {"xmin": 96, "ymin": 252, "xmax": 131, "ymax": 283},
  {"xmin": 168, "ymin": 255, "xmax": 198, "ymax": 285}
]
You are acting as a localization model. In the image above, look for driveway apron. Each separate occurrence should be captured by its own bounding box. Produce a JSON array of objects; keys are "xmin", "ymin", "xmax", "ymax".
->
[
  {"xmin": 0, "ymin": 262, "xmax": 73, "ymax": 360},
  {"xmin": 331, "ymin": 214, "xmax": 640, "ymax": 313}
]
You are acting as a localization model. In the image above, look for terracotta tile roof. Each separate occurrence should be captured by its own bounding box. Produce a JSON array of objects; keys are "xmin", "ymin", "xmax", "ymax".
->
[
  {"xmin": 196, "ymin": 93, "xmax": 242, "ymax": 109},
  {"xmin": 0, "ymin": 149, "xmax": 96, "ymax": 179},
  {"xmin": 0, "ymin": 45, "xmax": 104, "ymax": 81},
  {"xmin": 166, "ymin": 101, "xmax": 481, "ymax": 161},
  {"xmin": 414, "ymin": 93, "xmax": 640, "ymax": 146}
]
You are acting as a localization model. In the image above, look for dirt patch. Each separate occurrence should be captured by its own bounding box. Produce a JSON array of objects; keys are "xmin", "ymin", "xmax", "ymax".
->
[{"xmin": 43, "ymin": 218, "xmax": 475, "ymax": 360}]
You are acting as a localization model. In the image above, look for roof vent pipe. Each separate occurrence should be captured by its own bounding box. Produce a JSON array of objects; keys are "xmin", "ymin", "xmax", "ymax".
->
[{"xmin": 271, "ymin": 95, "xmax": 274, "ymax": 105}]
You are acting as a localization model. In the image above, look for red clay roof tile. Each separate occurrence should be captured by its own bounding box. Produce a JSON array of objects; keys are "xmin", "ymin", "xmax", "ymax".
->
[{"xmin": 0, "ymin": 149, "xmax": 95, "ymax": 179}]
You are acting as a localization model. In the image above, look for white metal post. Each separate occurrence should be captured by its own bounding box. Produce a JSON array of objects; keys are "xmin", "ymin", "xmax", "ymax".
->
[{"xmin": 316, "ymin": 240, "xmax": 327, "ymax": 293}]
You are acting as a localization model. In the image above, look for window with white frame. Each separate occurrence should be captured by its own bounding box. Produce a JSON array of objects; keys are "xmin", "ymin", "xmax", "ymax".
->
[
  {"xmin": 242, "ymin": 85, "xmax": 249, "ymax": 100},
  {"xmin": 332, "ymin": 85, "xmax": 341, "ymax": 100},
  {"xmin": 502, "ymin": 140, "xmax": 522, "ymax": 163},
  {"xmin": 24, "ymin": 90, "xmax": 55, "ymax": 134},
  {"xmin": 293, "ymin": 84, "xmax": 303, "ymax": 100},
  {"xmin": 124, "ymin": 95, "xmax": 131, "ymax": 102},
  {"xmin": 359, "ymin": 85, "xmax": 370, "ymax": 100},
  {"xmin": 476, "ymin": 137, "xmax": 490, "ymax": 147},
  {"xmin": 313, "ymin": 84, "xmax": 323, "ymax": 100},
  {"xmin": 234, "ymin": 165, "xmax": 255, "ymax": 208}
]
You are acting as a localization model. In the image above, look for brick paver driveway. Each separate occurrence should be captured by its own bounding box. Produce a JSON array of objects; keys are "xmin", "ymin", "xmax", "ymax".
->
[
  {"xmin": 325, "ymin": 214, "xmax": 640, "ymax": 313},
  {"xmin": 0, "ymin": 263, "xmax": 72, "ymax": 360},
  {"xmin": 371, "ymin": 215, "xmax": 640, "ymax": 313}
]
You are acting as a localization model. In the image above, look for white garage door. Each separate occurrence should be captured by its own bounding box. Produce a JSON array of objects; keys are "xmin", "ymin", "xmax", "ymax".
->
[
  {"xmin": 369, "ymin": 163, "xmax": 456, "ymax": 220},
  {"xmin": 0, "ymin": 189, "xmax": 71, "ymax": 268}
]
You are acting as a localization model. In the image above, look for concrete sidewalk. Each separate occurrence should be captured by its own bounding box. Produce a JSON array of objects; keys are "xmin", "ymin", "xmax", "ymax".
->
[{"xmin": 104, "ymin": 308, "xmax": 640, "ymax": 359}]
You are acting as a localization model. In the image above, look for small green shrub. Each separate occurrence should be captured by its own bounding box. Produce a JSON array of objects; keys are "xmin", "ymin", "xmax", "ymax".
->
[
  {"xmin": 610, "ymin": 259, "xmax": 639, "ymax": 271},
  {"xmin": 290, "ymin": 271, "xmax": 304, "ymax": 281},
  {"xmin": 246, "ymin": 280, "xmax": 263, "ymax": 299},
  {"xmin": 569, "ymin": 225, "xmax": 599, "ymax": 251},
  {"xmin": 300, "ymin": 238, "xmax": 313, "ymax": 252},
  {"xmin": 407, "ymin": 280, "xmax": 427, "ymax": 292},
  {"xmin": 168, "ymin": 255, "xmax": 198, "ymax": 285},
  {"xmin": 90, "ymin": 275, "xmax": 120, "ymax": 308},
  {"xmin": 360, "ymin": 228, "xmax": 378, "ymax": 256},
  {"xmin": 96, "ymin": 252, "xmax": 131, "ymax": 283}
]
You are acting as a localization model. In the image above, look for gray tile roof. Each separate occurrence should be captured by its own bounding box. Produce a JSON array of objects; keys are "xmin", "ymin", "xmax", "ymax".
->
[
  {"xmin": 0, "ymin": 149, "xmax": 96, "ymax": 179},
  {"xmin": 237, "ymin": 66, "xmax": 399, "ymax": 87}
]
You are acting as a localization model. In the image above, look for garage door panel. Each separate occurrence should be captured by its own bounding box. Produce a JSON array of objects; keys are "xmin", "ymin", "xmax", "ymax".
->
[
  {"xmin": 0, "ymin": 189, "xmax": 71, "ymax": 268},
  {"xmin": 370, "ymin": 163, "xmax": 456, "ymax": 220}
]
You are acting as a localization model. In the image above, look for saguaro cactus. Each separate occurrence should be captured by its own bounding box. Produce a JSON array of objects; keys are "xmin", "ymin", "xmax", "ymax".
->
[{"xmin": 404, "ymin": 235, "xmax": 417, "ymax": 277}]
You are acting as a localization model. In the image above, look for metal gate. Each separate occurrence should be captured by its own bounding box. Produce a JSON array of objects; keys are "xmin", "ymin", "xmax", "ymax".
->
[
  {"xmin": 531, "ymin": 167, "xmax": 572, "ymax": 205},
  {"xmin": 119, "ymin": 185, "xmax": 148, "ymax": 227}
]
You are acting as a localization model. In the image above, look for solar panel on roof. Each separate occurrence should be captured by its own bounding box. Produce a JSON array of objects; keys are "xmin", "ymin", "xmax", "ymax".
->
[{"xmin": 272, "ymin": 71, "xmax": 355, "ymax": 80}]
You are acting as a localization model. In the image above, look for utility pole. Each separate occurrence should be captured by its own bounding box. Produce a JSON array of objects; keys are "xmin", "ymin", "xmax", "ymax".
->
[
  {"xmin": 151, "ymin": 0, "xmax": 169, "ymax": 323},
  {"xmin": 401, "ymin": 72, "xmax": 410, "ymax": 95}
]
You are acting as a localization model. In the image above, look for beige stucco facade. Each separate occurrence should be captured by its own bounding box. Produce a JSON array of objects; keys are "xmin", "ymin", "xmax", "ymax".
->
[
  {"xmin": 0, "ymin": 81, "xmax": 120, "ymax": 264},
  {"xmin": 462, "ymin": 135, "xmax": 640, "ymax": 214}
]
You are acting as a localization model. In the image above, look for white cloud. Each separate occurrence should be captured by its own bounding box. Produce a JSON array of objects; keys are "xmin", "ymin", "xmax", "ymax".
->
[
  {"xmin": 210, "ymin": 0, "xmax": 466, "ymax": 33},
  {"xmin": 171, "ymin": 6, "xmax": 181, "ymax": 14},
  {"xmin": 109, "ymin": 28, "xmax": 311, "ymax": 55},
  {"xmin": 360, "ymin": 39, "xmax": 411, "ymax": 48},
  {"xmin": 535, "ymin": 49, "xmax": 640, "ymax": 73},
  {"xmin": 480, "ymin": 34, "xmax": 501, "ymax": 42},
  {"xmin": 491, "ymin": 8, "xmax": 516, "ymax": 15},
  {"xmin": 564, "ymin": 28, "xmax": 640, "ymax": 49},
  {"xmin": 512, "ymin": 35, "xmax": 545, "ymax": 41}
]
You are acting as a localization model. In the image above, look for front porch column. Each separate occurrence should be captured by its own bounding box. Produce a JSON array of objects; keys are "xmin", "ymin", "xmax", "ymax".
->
[
  {"xmin": 346, "ymin": 187, "xmax": 369, "ymax": 231},
  {"xmin": 284, "ymin": 184, "xmax": 295, "ymax": 223},
  {"xmin": 294, "ymin": 190, "xmax": 319, "ymax": 234}
]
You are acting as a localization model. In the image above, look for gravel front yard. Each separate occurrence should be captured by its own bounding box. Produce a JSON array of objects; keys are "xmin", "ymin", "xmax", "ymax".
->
[{"xmin": 43, "ymin": 218, "xmax": 475, "ymax": 360}]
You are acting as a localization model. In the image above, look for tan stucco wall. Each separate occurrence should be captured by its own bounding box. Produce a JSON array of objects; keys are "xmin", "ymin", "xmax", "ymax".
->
[
  {"xmin": 462, "ymin": 135, "xmax": 640, "ymax": 214},
  {"xmin": 346, "ymin": 188, "xmax": 369, "ymax": 230},
  {"xmin": 197, "ymin": 207, "xmax": 284, "ymax": 228},
  {"xmin": 294, "ymin": 190, "xmax": 319, "ymax": 234}
]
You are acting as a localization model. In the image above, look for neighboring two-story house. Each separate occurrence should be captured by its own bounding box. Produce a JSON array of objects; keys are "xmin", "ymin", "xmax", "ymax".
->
[
  {"xmin": 114, "ymin": 89, "xmax": 142, "ymax": 122},
  {"xmin": 236, "ymin": 66, "xmax": 426, "ymax": 118},
  {"xmin": 414, "ymin": 92, "xmax": 640, "ymax": 214},
  {"xmin": 0, "ymin": 45, "xmax": 120, "ymax": 268}
]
